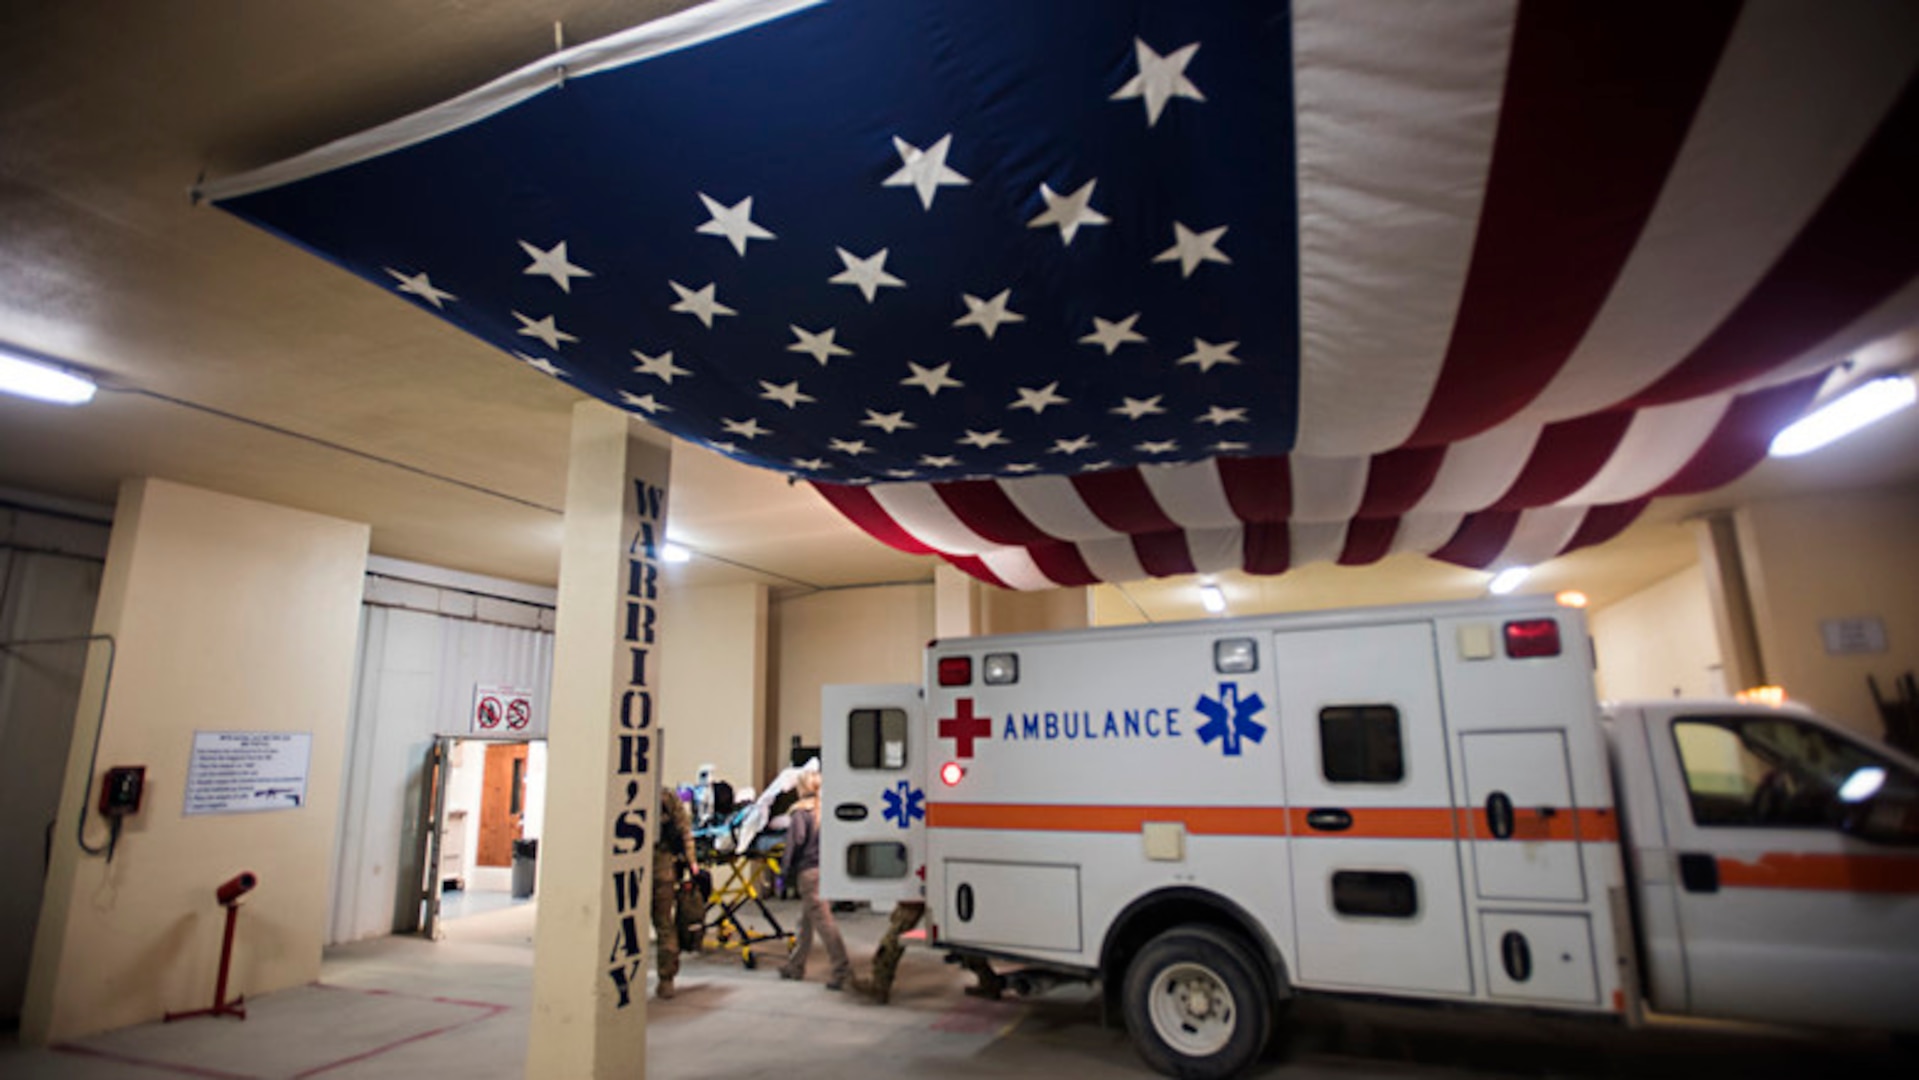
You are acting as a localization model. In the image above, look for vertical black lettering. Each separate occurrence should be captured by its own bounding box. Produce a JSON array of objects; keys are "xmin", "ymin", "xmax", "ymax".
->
[
  {"xmin": 628, "ymin": 645, "xmax": 650, "ymax": 686},
  {"xmin": 611, "ymin": 807, "xmax": 648, "ymax": 855},
  {"xmin": 607, "ymin": 958, "xmax": 645, "ymax": 1009},
  {"xmin": 617, "ymin": 734, "xmax": 651, "ymax": 776},
  {"xmin": 619, "ymin": 689, "xmax": 653, "ymax": 731},
  {"xmin": 612, "ymin": 868, "xmax": 645, "ymax": 913}
]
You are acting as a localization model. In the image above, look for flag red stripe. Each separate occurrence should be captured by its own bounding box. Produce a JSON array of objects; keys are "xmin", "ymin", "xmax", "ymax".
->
[
  {"xmin": 1028, "ymin": 542, "xmax": 1101, "ymax": 588},
  {"xmin": 1561, "ymin": 499, "xmax": 1650, "ymax": 556},
  {"xmin": 1241, "ymin": 522, "xmax": 1291, "ymax": 575},
  {"xmin": 1405, "ymin": 0, "xmax": 1740, "ymax": 448},
  {"xmin": 1431, "ymin": 509, "xmax": 1521, "ymax": 568},
  {"xmin": 1132, "ymin": 529, "xmax": 1196, "ymax": 578},
  {"xmin": 1339, "ymin": 518, "xmax": 1399, "ymax": 566},
  {"xmin": 1653, "ymin": 375, "xmax": 1826, "ymax": 496},
  {"xmin": 811, "ymin": 483, "xmax": 937, "ymax": 555},
  {"xmin": 1073, "ymin": 469, "xmax": 1181, "ymax": 535},
  {"xmin": 934, "ymin": 480, "xmax": 1055, "ymax": 546},
  {"xmin": 942, "ymin": 554, "xmax": 1010, "ymax": 589},
  {"xmin": 1217, "ymin": 456, "xmax": 1292, "ymax": 523},
  {"xmin": 1623, "ymin": 83, "xmax": 1919, "ymax": 407},
  {"xmin": 1358, "ymin": 446, "xmax": 1445, "ymax": 517},
  {"xmin": 1492, "ymin": 411, "xmax": 1634, "ymax": 511}
]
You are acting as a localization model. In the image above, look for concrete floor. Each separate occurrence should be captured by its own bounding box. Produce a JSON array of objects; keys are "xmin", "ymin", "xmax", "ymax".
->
[{"xmin": 1, "ymin": 898, "xmax": 1910, "ymax": 1079}]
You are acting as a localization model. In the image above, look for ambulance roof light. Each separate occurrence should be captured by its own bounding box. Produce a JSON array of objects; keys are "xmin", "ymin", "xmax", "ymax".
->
[
  {"xmin": 1214, "ymin": 638, "xmax": 1257, "ymax": 673},
  {"xmin": 1503, "ymin": 618, "xmax": 1561, "ymax": 658},
  {"xmin": 937, "ymin": 656, "xmax": 972, "ymax": 687},
  {"xmin": 983, "ymin": 653, "xmax": 1018, "ymax": 685}
]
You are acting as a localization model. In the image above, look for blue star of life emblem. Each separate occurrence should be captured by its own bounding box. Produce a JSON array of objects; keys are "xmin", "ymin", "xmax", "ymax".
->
[
  {"xmin": 1195, "ymin": 682, "xmax": 1267, "ymax": 757},
  {"xmin": 881, "ymin": 780, "xmax": 925, "ymax": 829}
]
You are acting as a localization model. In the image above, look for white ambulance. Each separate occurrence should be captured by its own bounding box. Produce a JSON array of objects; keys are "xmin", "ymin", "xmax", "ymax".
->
[{"xmin": 821, "ymin": 596, "xmax": 1919, "ymax": 1078}]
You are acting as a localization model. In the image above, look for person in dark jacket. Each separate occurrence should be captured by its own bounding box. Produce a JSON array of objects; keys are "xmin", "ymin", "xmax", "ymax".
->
[{"xmin": 778, "ymin": 771, "xmax": 852, "ymax": 989}]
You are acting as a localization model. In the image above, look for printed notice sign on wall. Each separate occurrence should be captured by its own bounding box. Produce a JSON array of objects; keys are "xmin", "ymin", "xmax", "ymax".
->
[
  {"xmin": 471, "ymin": 684, "xmax": 539, "ymax": 737},
  {"xmin": 1821, "ymin": 616, "xmax": 1888, "ymax": 656},
  {"xmin": 183, "ymin": 731, "xmax": 313, "ymax": 816}
]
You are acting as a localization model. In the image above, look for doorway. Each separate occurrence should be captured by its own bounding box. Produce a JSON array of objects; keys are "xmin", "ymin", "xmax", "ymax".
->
[{"xmin": 427, "ymin": 737, "xmax": 547, "ymax": 931}]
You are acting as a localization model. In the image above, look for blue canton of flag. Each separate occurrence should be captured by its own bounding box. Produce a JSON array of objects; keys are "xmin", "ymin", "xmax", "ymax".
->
[
  {"xmin": 1195, "ymin": 682, "xmax": 1266, "ymax": 757},
  {"xmin": 881, "ymin": 780, "xmax": 925, "ymax": 829},
  {"xmin": 214, "ymin": 0, "xmax": 1300, "ymax": 484}
]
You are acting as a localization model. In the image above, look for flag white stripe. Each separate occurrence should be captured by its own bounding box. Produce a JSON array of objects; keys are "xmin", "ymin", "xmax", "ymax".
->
[
  {"xmin": 1291, "ymin": 0, "xmax": 1516, "ymax": 455},
  {"xmin": 1514, "ymin": 2, "xmax": 1919, "ymax": 424},
  {"xmin": 1289, "ymin": 454, "xmax": 1369, "ymax": 523},
  {"xmin": 1557, "ymin": 395, "xmax": 1730, "ymax": 507},
  {"xmin": 868, "ymin": 484, "xmax": 996, "ymax": 556},
  {"xmin": 1076, "ymin": 537, "xmax": 1149, "ymax": 585},
  {"xmin": 1501, "ymin": 506, "xmax": 1589, "ymax": 567},
  {"xmin": 1289, "ymin": 521, "xmax": 1350, "ymax": 568},
  {"xmin": 1187, "ymin": 526, "xmax": 1246, "ymax": 575},
  {"xmin": 999, "ymin": 475, "xmax": 1111, "ymax": 541},
  {"xmin": 1392, "ymin": 512, "xmax": 1467, "ymax": 557},
  {"xmin": 978, "ymin": 548, "xmax": 1056, "ymax": 591},
  {"xmin": 1410, "ymin": 424, "xmax": 1539, "ymax": 515},
  {"xmin": 1142, "ymin": 461, "xmax": 1239, "ymax": 529}
]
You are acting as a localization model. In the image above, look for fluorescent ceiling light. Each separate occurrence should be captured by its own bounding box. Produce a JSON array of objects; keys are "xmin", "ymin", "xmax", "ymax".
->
[
  {"xmin": 1487, "ymin": 566, "xmax": 1530, "ymax": 595},
  {"xmin": 661, "ymin": 543, "xmax": 692, "ymax": 563},
  {"xmin": 1198, "ymin": 583, "xmax": 1225, "ymax": 614},
  {"xmin": 1769, "ymin": 374, "xmax": 1915, "ymax": 458},
  {"xmin": 0, "ymin": 349, "xmax": 96, "ymax": 405}
]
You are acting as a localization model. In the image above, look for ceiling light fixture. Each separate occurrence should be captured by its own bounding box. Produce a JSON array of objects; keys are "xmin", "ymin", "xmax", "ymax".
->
[
  {"xmin": 1487, "ymin": 566, "xmax": 1531, "ymax": 595},
  {"xmin": 0, "ymin": 347, "xmax": 96, "ymax": 406},
  {"xmin": 1769, "ymin": 373, "xmax": 1915, "ymax": 458},
  {"xmin": 661, "ymin": 543, "xmax": 692, "ymax": 563},
  {"xmin": 1198, "ymin": 582, "xmax": 1226, "ymax": 614}
]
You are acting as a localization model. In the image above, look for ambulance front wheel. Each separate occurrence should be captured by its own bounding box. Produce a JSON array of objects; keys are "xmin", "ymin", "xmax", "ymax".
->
[{"xmin": 1122, "ymin": 926, "xmax": 1271, "ymax": 1080}]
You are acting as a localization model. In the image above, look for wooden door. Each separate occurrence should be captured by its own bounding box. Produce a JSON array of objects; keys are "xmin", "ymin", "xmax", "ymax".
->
[{"xmin": 477, "ymin": 742, "xmax": 528, "ymax": 867}]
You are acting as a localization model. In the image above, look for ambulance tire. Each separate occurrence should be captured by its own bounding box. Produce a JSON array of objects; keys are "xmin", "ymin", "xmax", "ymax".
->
[{"xmin": 1122, "ymin": 926, "xmax": 1271, "ymax": 1080}]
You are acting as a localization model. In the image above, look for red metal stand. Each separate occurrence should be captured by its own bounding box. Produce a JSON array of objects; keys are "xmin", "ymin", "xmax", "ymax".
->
[{"xmin": 165, "ymin": 876, "xmax": 254, "ymax": 1022}]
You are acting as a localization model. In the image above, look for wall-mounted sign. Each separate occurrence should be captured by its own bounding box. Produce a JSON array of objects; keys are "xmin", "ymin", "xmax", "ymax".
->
[
  {"xmin": 472, "ymin": 684, "xmax": 539, "ymax": 737},
  {"xmin": 183, "ymin": 731, "xmax": 313, "ymax": 816},
  {"xmin": 1821, "ymin": 616, "xmax": 1888, "ymax": 656}
]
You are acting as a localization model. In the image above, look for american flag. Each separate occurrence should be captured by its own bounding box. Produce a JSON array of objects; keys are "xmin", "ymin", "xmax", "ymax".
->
[{"xmin": 205, "ymin": 0, "xmax": 1918, "ymax": 589}]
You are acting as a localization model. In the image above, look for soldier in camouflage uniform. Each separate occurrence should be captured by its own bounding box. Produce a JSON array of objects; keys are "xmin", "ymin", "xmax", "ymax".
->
[
  {"xmin": 865, "ymin": 900, "xmax": 1004, "ymax": 1004},
  {"xmin": 652, "ymin": 786, "xmax": 697, "ymax": 999}
]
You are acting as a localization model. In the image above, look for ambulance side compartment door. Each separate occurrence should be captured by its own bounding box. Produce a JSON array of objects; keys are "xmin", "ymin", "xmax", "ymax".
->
[{"xmin": 820, "ymin": 683, "xmax": 926, "ymax": 906}]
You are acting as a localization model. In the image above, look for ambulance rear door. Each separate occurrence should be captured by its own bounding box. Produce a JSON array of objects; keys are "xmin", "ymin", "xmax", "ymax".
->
[{"xmin": 819, "ymin": 683, "xmax": 927, "ymax": 905}]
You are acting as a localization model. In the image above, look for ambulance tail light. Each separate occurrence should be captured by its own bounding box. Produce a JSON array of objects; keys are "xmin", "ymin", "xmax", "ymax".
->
[
  {"xmin": 937, "ymin": 657, "xmax": 972, "ymax": 687},
  {"xmin": 940, "ymin": 762, "xmax": 966, "ymax": 786},
  {"xmin": 1503, "ymin": 618, "xmax": 1562, "ymax": 659}
]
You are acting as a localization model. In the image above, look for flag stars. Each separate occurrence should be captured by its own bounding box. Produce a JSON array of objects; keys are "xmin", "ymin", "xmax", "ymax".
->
[
  {"xmin": 1213, "ymin": 440, "xmax": 1251, "ymax": 453},
  {"xmin": 793, "ymin": 457, "xmax": 829, "ymax": 471},
  {"xmin": 620, "ymin": 391, "xmax": 669, "ymax": 414},
  {"xmin": 1079, "ymin": 460, "xmax": 1115, "ymax": 473},
  {"xmin": 788, "ymin": 325, "xmax": 852, "ymax": 365},
  {"xmin": 884, "ymin": 469, "xmax": 919, "ymax": 480},
  {"xmin": 632, "ymin": 348, "xmax": 691, "ymax": 384},
  {"xmin": 830, "ymin": 247, "xmax": 906, "ymax": 302},
  {"xmin": 1137, "ymin": 439, "xmax": 1181, "ymax": 454},
  {"xmin": 1011, "ymin": 382, "xmax": 1069, "ymax": 414},
  {"xmin": 1155, "ymin": 222, "xmax": 1231, "ymax": 278},
  {"xmin": 919, "ymin": 454, "xmax": 959, "ymax": 469},
  {"xmin": 668, "ymin": 281, "xmax": 737, "ymax": 328},
  {"xmin": 515, "ymin": 353, "xmax": 565, "ymax": 378},
  {"xmin": 1026, "ymin": 179, "xmax": 1109, "ymax": 245},
  {"xmin": 513, "ymin": 311, "xmax": 577, "ymax": 350},
  {"xmin": 883, "ymin": 134, "xmax": 970, "ymax": 210},
  {"xmin": 901, "ymin": 361, "xmax": 962, "ymax": 396},
  {"xmin": 695, "ymin": 193, "xmax": 775, "ymax": 256},
  {"xmin": 1177, "ymin": 338, "xmax": 1242, "ymax": 372},
  {"xmin": 959, "ymin": 429, "xmax": 1008, "ymax": 449},
  {"xmin": 1051, "ymin": 435, "xmax": 1096, "ymax": 455},
  {"xmin": 722, "ymin": 417, "xmax": 771, "ymax": 440},
  {"xmin": 1004, "ymin": 463, "xmax": 1040, "ymax": 474},
  {"xmin": 862, "ymin": 409, "xmax": 916, "ymax": 434},
  {"xmin": 1112, "ymin": 395, "xmax": 1165, "ymax": 420},
  {"xmin": 1081, "ymin": 313, "xmax": 1147, "ymax": 354},
  {"xmin": 759, "ymin": 380, "xmax": 815, "ymax": 409},
  {"xmin": 384, "ymin": 268, "xmax": 456, "ymax": 308},
  {"xmin": 1112, "ymin": 38, "xmax": 1206, "ymax": 126},
  {"xmin": 1196, "ymin": 405, "xmax": 1248, "ymax": 426},
  {"xmin": 518, "ymin": 240, "xmax": 593, "ymax": 293},
  {"xmin": 953, "ymin": 289, "xmax": 1025, "ymax": 339},
  {"xmin": 829, "ymin": 438, "xmax": 872, "ymax": 456}
]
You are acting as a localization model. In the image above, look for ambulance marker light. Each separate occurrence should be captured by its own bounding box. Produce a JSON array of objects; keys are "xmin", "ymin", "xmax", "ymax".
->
[
  {"xmin": 937, "ymin": 657, "xmax": 972, "ymax": 686},
  {"xmin": 1503, "ymin": 618, "xmax": 1561, "ymax": 658},
  {"xmin": 983, "ymin": 653, "xmax": 1018, "ymax": 685},
  {"xmin": 940, "ymin": 762, "xmax": 966, "ymax": 786}
]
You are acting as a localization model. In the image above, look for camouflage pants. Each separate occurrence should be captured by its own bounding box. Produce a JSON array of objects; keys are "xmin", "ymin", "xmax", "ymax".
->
[
  {"xmin": 651, "ymin": 856, "xmax": 680, "ymax": 981},
  {"xmin": 868, "ymin": 901, "xmax": 925, "ymax": 1004}
]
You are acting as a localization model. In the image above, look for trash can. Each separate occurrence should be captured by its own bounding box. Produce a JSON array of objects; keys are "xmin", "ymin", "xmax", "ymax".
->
[{"xmin": 511, "ymin": 838, "xmax": 538, "ymax": 899}]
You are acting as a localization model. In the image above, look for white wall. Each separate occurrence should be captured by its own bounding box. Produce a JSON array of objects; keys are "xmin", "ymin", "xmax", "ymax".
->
[
  {"xmin": 770, "ymin": 584, "xmax": 934, "ymax": 755},
  {"xmin": 657, "ymin": 582, "xmax": 767, "ymax": 791},
  {"xmin": 330, "ymin": 598, "xmax": 553, "ymax": 944},
  {"xmin": 0, "ymin": 506, "xmax": 109, "ymax": 1024},
  {"xmin": 1592, "ymin": 563, "xmax": 1726, "ymax": 701}
]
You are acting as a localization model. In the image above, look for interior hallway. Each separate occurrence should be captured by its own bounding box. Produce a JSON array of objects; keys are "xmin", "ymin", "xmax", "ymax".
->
[{"xmin": 1, "ymin": 899, "xmax": 1908, "ymax": 1080}]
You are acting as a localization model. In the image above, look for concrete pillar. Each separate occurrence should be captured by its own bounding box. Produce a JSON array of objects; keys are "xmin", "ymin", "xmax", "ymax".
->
[
  {"xmin": 934, "ymin": 563, "xmax": 980, "ymax": 639},
  {"xmin": 526, "ymin": 402, "xmax": 671, "ymax": 1079},
  {"xmin": 1692, "ymin": 512, "xmax": 1767, "ymax": 694},
  {"xmin": 22, "ymin": 479, "xmax": 368, "ymax": 1042}
]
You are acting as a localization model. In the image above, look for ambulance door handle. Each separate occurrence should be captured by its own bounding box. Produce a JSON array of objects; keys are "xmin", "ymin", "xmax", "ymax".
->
[
  {"xmin": 1678, "ymin": 852, "xmax": 1719, "ymax": 894},
  {"xmin": 1304, "ymin": 809, "xmax": 1352, "ymax": 832}
]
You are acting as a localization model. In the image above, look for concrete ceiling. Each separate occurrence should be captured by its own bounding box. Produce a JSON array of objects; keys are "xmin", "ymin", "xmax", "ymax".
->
[{"xmin": 2, "ymin": 1, "xmax": 1914, "ymax": 607}]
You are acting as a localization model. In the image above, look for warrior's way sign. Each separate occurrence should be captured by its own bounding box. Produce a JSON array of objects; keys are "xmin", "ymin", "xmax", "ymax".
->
[{"xmin": 605, "ymin": 474, "xmax": 666, "ymax": 1008}]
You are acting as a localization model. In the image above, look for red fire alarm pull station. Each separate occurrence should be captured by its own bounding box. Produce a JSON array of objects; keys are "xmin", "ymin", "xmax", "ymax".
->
[{"xmin": 99, "ymin": 766, "xmax": 145, "ymax": 817}]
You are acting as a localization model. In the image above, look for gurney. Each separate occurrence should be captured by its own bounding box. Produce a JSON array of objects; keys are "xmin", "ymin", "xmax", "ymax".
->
[{"xmin": 692, "ymin": 759, "xmax": 817, "ymax": 968}]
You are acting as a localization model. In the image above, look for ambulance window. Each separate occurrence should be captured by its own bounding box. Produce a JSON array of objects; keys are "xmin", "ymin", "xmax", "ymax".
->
[
  {"xmin": 1331, "ymin": 870, "xmax": 1418, "ymax": 918},
  {"xmin": 848, "ymin": 708, "xmax": 909, "ymax": 770},
  {"xmin": 846, "ymin": 841, "xmax": 909, "ymax": 879},
  {"xmin": 1674, "ymin": 716, "xmax": 1919, "ymax": 840},
  {"xmin": 1319, "ymin": 705, "xmax": 1404, "ymax": 783}
]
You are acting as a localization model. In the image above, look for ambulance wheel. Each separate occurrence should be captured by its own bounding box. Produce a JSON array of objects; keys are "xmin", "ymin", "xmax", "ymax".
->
[{"xmin": 1122, "ymin": 926, "xmax": 1270, "ymax": 1080}]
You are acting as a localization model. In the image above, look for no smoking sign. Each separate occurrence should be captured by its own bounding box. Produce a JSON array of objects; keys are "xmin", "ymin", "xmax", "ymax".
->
[{"xmin": 471, "ymin": 685, "xmax": 539, "ymax": 737}]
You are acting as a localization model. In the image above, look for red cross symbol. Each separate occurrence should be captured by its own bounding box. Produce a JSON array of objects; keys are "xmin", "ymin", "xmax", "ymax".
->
[{"xmin": 938, "ymin": 697, "xmax": 992, "ymax": 759}]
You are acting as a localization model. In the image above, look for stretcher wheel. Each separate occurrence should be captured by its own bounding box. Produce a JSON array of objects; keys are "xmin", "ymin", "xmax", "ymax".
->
[{"xmin": 742, "ymin": 949, "xmax": 757, "ymax": 970}]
